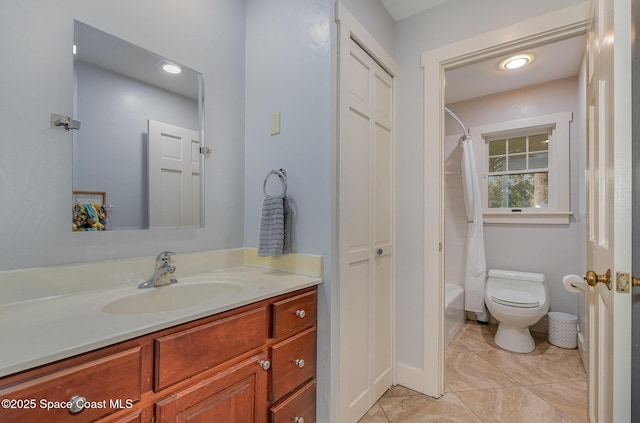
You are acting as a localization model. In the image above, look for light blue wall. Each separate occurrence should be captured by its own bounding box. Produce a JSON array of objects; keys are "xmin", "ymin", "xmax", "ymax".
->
[
  {"xmin": 395, "ymin": 0, "xmax": 589, "ymax": 372},
  {"xmin": 244, "ymin": 0, "xmax": 334, "ymax": 420},
  {"xmin": 339, "ymin": 0, "xmax": 396, "ymax": 56},
  {"xmin": 0, "ymin": 0, "xmax": 246, "ymax": 269}
]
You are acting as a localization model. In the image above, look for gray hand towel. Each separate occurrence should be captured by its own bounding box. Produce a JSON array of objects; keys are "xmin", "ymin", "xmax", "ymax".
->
[
  {"xmin": 258, "ymin": 194, "xmax": 285, "ymax": 257},
  {"xmin": 283, "ymin": 196, "xmax": 292, "ymax": 254},
  {"xmin": 258, "ymin": 194, "xmax": 293, "ymax": 257}
]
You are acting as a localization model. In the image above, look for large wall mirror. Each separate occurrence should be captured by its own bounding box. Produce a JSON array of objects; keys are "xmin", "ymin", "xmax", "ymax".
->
[{"xmin": 72, "ymin": 21, "xmax": 205, "ymax": 231}]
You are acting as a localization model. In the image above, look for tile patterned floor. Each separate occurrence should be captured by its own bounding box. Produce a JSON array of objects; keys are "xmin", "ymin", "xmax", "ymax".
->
[{"xmin": 359, "ymin": 321, "xmax": 588, "ymax": 423}]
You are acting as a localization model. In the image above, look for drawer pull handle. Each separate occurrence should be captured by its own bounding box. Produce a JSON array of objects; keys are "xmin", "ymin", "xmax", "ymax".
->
[
  {"xmin": 294, "ymin": 358, "xmax": 305, "ymax": 368},
  {"xmin": 295, "ymin": 309, "xmax": 306, "ymax": 319},
  {"xmin": 259, "ymin": 360, "xmax": 271, "ymax": 371},
  {"xmin": 68, "ymin": 395, "xmax": 86, "ymax": 414},
  {"xmin": 294, "ymin": 417, "xmax": 305, "ymax": 423}
]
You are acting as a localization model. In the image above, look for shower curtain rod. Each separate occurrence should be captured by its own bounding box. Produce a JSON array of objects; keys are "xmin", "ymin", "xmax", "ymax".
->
[{"xmin": 444, "ymin": 106, "xmax": 469, "ymax": 139}]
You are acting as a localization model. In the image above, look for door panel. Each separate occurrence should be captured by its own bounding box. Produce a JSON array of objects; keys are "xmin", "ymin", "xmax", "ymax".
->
[
  {"xmin": 373, "ymin": 254, "xmax": 393, "ymax": 392},
  {"xmin": 148, "ymin": 120, "xmax": 200, "ymax": 227},
  {"xmin": 586, "ymin": 0, "xmax": 632, "ymax": 421},
  {"xmin": 374, "ymin": 123, "xmax": 392, "ymax": 246},
  {"xmin": 348, "ymin": 110, "xmax": 371, "ymax": 250},
  {"xmin": 345, "ymin": 261, "xmax": 371, "ymax": 416},
  {"xmin": 340, "ymin": 38, "xmax": 395, "ymax": 422}
]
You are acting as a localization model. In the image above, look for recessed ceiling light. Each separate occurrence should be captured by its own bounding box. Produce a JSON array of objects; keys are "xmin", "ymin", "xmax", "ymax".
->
[
  {"xmin": 161, "ymin": 62, "xmax": 182, "ymax": 74},
  {"xmin": 499, "ymin": 53, "xmax": 535, "ymax": 71}
]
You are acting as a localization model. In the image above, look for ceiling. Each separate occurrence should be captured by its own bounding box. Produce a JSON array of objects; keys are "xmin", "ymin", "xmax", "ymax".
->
[
  {"xmin": 445, "ymin": 35, "xmax": 586, "ymax": 104},
  {"xmin": 381, "ymin": 0, "xmax": 586, "ymax": 104},
  {"xmin": 381, "ymin": 0, "xmax": 450, "ymax": 21}
]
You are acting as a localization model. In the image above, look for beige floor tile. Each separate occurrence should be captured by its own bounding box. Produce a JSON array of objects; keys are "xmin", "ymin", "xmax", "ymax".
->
[
  {"xmin": 445, "ymin": 350, "xmax": 519, "ymax": 392},
  {"xmin": 382, "ymin": 385, "xmax": 424, "ymax": 398},
  {"xmin": 447, "ymin": 322, "xmax": 498, "ymax": 353},
  {"xmin": 457, "ymin": 386, "xmax": 576, "ymax": 423},
  {"xmin": 361, "ymin": 321, "xmax": 587, "ymax": 423},
  {"xmin": 379, "ymin": 392, "xmax": 483, "ymax": 423},
  {"xmin": 527, "ymin": 379, "xmax": 589, "ymax": 423},
  {"xmin": 481, "ymin": 346, "xmax": 585, "ymax": 386},
  {"xmin": 358, "ymin": 402, "xmax": 389, "ymax": 423}
]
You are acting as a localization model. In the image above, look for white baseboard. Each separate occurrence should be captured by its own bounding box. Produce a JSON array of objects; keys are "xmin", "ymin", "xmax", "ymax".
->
[
  {"xmin": 396, "ymin": 363, "xmax": 424, "ymax": 393},
  {"xmin": 577, "ymin": 331, "xmax": 587, "ymax": 372}
]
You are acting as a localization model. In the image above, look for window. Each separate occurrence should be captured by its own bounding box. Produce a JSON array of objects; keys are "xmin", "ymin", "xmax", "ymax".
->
[
  {"xmin": 487, "ymin": 131, "xmax": 550, "ymax": 209},
  {"xmin": 470, "ymin": 112, "xmax": 573, "ymax": 224}
]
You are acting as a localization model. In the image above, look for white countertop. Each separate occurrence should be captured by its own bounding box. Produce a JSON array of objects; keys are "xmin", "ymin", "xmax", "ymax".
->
[{"xmin": 0, "ymin": 266, "xmax": 321, "ymax": 378}]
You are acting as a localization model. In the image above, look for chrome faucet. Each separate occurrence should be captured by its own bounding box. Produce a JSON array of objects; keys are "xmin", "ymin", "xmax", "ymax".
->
[{"xmin": 138, "ymin": 252, "xmax": 177, "ymax": 289}]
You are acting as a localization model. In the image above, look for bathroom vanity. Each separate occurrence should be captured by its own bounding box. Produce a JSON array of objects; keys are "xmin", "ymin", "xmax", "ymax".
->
[{"xmin": 0, "ymin": 249, "xmax": 321, "ymax": 423}]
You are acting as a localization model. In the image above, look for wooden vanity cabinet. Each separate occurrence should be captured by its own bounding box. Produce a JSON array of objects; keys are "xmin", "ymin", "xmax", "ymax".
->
[{"xmin": 0, "ymin": 286, "xmax": 317, "ymax": 423}]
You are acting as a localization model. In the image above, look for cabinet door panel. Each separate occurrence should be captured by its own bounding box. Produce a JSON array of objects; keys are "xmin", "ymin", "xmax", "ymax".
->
[{"xmin": 156, "ymin": 353, "xmax": 268, "ymax": 423}]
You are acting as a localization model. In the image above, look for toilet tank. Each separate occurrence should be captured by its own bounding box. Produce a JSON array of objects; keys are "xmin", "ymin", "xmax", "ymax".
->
[{"xmin": 487, "ymin": 269, "xmax": 546, "ymax": 283}]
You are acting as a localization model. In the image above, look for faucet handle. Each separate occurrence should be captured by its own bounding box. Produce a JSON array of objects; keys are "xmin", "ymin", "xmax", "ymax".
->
[{"xmin": 156, "ymin": 251, "xmax": 175, "ymax": 264}]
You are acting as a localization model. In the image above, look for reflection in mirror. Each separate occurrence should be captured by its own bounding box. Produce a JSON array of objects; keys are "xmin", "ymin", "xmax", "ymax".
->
[{"xmin": 72, "ymin": 21, "xmax": 204, "ymax": 231}]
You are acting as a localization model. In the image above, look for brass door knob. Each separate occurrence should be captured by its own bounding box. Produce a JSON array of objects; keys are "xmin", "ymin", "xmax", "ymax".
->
[{"xmin": 585, "ymin": 269, "xmax": 612, "ymax": 290}]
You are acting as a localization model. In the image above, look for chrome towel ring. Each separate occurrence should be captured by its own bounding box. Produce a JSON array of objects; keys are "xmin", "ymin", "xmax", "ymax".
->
[{"xmin": 263, "ymin": 169, "xmax": 287, "ymax": 196}]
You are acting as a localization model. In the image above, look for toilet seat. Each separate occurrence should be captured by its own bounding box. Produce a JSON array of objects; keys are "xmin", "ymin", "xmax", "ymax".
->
[{"xmin": 490, "ymin": 289, "xmax": 540, "ymax": 308}]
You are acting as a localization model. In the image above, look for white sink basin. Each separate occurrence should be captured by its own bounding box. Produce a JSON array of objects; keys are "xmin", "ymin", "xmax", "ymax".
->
[{"xmin": 102, "ymin": 282, "xmax": 243, "ymax": 314}]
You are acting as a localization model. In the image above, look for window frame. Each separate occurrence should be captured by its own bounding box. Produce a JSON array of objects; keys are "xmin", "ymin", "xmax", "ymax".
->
[{"xmin": 469, "ymin": 112, "xmax": 573, "ymax": 224}]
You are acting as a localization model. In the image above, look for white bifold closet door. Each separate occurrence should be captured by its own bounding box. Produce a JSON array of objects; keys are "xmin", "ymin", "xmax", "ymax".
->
[{"xmin": 340, "ymin": 38, "xmax": 394, "ymax": 422}]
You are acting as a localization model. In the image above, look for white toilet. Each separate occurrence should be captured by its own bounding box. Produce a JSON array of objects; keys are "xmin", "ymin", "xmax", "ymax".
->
[{"xmin": 485, "ymin": 269, "xmax": 549, "ymax": 353}]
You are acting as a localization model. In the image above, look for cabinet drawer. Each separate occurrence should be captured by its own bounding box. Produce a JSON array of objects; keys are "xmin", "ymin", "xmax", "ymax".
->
[
  {"xmin": 0, "ymin": 347, "xmax": 142, "ymax": 423},
  {"xmin": 272, "ymin": 290, "xmax": 317, "ymax": 338},
  {"xmin": 270, "ymin": 379, "xmax": 316, "ymax": 423},
  {"xmin": 155, "ymin": 306, "xmax": 268, "ymax": 390},
  {"xmin": 271, "ymin": 326, "xmax": 316, "ymax": 402}
]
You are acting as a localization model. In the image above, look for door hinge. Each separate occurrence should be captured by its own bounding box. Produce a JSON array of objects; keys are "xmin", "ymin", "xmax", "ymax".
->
[
  {"xmin": 439, "ymin": 242, "xmax": 442, "ymax": 252},
  {"xmin": 199, "ymin": 146, "xmax": 212, "ymax": 158}
]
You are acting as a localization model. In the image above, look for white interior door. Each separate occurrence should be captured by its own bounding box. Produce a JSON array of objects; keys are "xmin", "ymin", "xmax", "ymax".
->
[
  {"xmin": 339, "ymin": 38, "xmax": 395, "ymax": 422},
  {"xmin": 585, "ymin": 0, "xmax": 632, "ymax": 421},
  {"xmin": 148, "ymin": 120, "xmax": 200, "ymax": 227}
]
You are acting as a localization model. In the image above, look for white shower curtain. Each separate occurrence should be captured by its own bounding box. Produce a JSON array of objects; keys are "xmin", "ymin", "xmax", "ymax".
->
[{"xmin": 461, "ymin": 138, "xmax": 487, "ymax": 313}]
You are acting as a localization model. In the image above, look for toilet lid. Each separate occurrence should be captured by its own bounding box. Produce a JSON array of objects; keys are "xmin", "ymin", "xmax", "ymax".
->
[{"xmin": 490, "ymin": 289, "xmax": 540, "ymax": 308}]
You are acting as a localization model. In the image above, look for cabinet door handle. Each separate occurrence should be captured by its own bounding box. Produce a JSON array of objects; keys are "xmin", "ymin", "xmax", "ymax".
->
[
  {"xmin": 295, "ymin": 309, "xmax": 306, "ymax": 319},
  {"xmin": 68, "ymin": 395, "xmax": 86, "ymax": 414},
  {"xmin": 294, "ymin": 417, "xmax": 305, "ymax": 423},
  {"xmin": 294, "ymin": 358, "xmax": 305, "ymax": 368},
  {"xmin": 259, "ymin": 360, "xmax": 271, "ymax": 371}
]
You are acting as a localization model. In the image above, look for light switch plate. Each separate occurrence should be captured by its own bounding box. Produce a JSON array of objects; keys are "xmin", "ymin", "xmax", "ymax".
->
[{"xmin": 270, "ymin": 112, "xmax": 280, "ymax": 135}]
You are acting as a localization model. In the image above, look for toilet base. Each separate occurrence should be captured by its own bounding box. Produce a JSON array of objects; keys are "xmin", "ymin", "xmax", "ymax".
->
[{"xmin": 494, "ymin": 323, "xmax": 535, "ymax": 353}]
